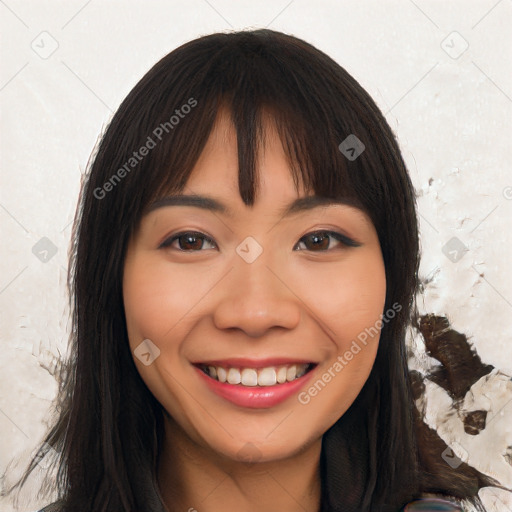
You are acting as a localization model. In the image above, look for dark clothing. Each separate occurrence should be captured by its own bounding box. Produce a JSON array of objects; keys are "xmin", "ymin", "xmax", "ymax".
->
[{"xmin": 36, "ymin": 496, "xmax": 463, "ymax": 512}]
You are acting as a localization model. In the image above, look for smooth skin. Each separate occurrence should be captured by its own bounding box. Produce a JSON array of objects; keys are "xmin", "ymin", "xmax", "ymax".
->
[{"xmin": 122, "ymin": 109, "xmax": 387, "ymax": 512}]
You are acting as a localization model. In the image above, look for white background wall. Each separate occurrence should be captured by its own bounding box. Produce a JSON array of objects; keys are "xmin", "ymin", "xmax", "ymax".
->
[{"xmin": 1, "ymin": 1, "xmax": 511, "ymax": 511}]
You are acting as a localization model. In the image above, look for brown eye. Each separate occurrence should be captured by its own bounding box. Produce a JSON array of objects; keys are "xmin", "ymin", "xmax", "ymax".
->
[
  {"xmin": 294, "ymin": 231, "xmax": 360, "ymax": 252},
  {"xmin": 159, "ymin": 232, "xmax": 217, "ymax": 251}
]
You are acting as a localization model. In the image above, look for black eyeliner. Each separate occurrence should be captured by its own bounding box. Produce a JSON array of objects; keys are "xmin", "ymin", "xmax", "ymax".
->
[{"xmin": 327, "ymin": 231, "xmax": 362, "ymax": 248}]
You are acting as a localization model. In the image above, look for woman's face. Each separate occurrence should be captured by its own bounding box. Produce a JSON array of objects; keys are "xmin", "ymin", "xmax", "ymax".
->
[{"xmin": 123, "ymin": 110, "xmax": 386, "ymax": 463}]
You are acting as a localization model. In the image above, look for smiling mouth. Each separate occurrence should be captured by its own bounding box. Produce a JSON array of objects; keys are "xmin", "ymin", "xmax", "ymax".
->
[{"xmin": 196, "ymin": 362, "xmax": 317, "ymax": 387}]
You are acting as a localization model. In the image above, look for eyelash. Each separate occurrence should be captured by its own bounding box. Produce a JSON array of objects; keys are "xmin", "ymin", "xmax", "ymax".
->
[{"xmin": 158, "ymin": 230, "xmax": 361, "ymax": 252}]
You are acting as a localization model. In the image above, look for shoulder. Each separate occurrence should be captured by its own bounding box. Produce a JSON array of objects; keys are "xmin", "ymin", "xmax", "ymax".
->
[{"xmin": 402, "ymin": 496, "xmax": 463, "ymax": 510}]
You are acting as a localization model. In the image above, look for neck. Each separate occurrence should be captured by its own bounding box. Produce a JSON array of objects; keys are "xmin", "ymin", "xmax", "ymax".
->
[{"xmin": 156, "ymin": 415, "xmax": 322, "ymax": 512}]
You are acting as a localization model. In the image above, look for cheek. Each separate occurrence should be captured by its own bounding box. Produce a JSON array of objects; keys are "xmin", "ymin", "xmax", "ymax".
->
[
  {"xmin": 292, "ymin": 251, "xmax": 386, "ymax": 424},
  {"xmin": 290, "ymin": 250, "xmax": 387, "ymax": 350},
  {"xmin": 122, "ymin": 252, "xmax": 203, "ymax": 414},
  {"xmin": 123, "ymin": 253, "xmax": 210, "ymax": 344},
  {"xmin": 123, "ymin": 259, "xmax": 162, "ymax": 343}
]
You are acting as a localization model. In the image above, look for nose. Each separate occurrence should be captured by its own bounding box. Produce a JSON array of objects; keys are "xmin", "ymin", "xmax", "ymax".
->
[{"xmin": 213, "ymin": 255, "xmax": 301, "ymax": 338}]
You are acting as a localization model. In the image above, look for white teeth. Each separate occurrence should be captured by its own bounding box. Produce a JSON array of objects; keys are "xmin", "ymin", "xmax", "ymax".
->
[
  {"xmin": 217, "ymin": 366, "xmax": 227, "ymax": 383},
  {"xmin": 241, "ymin": 368, "xmax": 258, "ymax": 386},
  {"xmin": 227, "ymin": 368, "xmax": 241, "ymax": 384},
  {"xmin": 276, "ymin": 366, "xmax": 287, "ymax": 384},
  {"xmin": 258, "ymin": 368, "xmax": 276, "ymax": 386},
  {"xmin": 202, "ymin": 363, "xmax": 312, "ymax": 386},
  {"xmin": 296, "ymin": 365, "xmax": 307, "ymax": 378}
]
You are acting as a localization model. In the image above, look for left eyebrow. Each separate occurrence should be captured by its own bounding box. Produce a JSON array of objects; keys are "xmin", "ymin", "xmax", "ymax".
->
[{"xmin": 147, "ymin": 193, "xmax": 360, "ymax": 218}]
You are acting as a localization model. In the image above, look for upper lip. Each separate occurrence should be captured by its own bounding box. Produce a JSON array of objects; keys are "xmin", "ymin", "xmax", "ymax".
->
[{"xmin": 192, "ymin": 357, "xmax": 317, "ymax": 369}]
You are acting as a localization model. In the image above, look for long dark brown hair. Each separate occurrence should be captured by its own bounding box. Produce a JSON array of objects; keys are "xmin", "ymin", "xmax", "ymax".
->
[{"xmin": 4, "ymin": 28, "xmax": 503, "ymax": 512}]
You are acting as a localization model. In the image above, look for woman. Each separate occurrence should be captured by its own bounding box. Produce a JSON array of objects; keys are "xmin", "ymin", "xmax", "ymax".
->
[{"xmin": 7, "ymin": 28, "xmax": 504, "ymax": 512}]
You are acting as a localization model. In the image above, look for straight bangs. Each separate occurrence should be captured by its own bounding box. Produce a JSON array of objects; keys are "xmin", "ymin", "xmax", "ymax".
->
[{"xmin": 99, "ymin": 30, "xmax": 405, "ymax": 241}]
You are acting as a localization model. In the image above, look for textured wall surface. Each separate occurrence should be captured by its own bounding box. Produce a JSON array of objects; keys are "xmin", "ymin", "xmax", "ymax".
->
[{"xmin": 1, "ymin": 1, "xmax": 511, "ymax": 511}]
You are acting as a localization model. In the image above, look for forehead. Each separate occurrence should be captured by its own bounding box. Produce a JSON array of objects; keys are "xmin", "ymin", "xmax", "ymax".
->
[
  {"xmin": 147, "ymin": 108, "xmax": 370, "ymax": 225},
  {"xmin": 183, "ymin": 107, "xmax": 308, "ymax": 200},
  {"xmin": 146, "ymin": 105, "xmax": 370, "ymax": 224}
]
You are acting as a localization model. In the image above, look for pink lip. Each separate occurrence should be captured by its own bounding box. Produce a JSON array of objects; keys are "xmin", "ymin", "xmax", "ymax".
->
[
  {"xmin": 193, "ymin": 364, "xmax": 317, "ymax": 409},
  {"xmin": 192, "ymin": 357, "xmax": 316, "ymax": 369}
]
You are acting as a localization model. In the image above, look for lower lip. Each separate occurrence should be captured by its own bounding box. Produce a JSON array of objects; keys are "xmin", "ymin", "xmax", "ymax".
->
[{"xmin": 194, "ymin": 365, "xmax": 316, "ymax": 409}]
